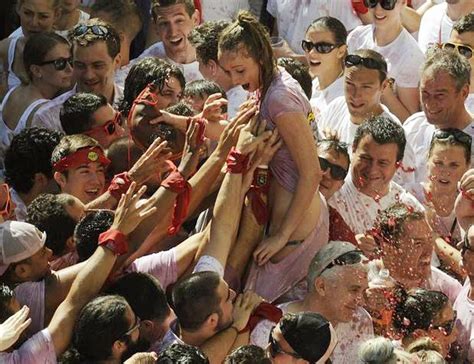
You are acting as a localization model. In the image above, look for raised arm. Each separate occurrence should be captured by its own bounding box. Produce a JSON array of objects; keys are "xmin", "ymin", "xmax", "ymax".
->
[{"xmin": 455, "ymin": 168, "xmax": 474, "ymax": 231}]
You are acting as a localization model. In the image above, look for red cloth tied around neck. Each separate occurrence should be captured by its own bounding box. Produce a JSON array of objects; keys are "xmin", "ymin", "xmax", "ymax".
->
[
  {"xmin": 240, "ymin": 302, "xmax": 283, "ymax": 333},
  {"xmin": 108, "ymin": 172, "xmax": 132, "ymax": 201},
  {"xmin": 161, "ymin": 170, "xmax": 192, "ymax": 235},
  {"xmin": 53, "ymin": 147, "xmax": 110, "ymax": 172},
  {"xmin": 247, "ymin": 169, "xmax": 272, "ymax": 225},
  {"xmin": 226, "ymin": 147, "xmax": 249, "ymax": 174}
]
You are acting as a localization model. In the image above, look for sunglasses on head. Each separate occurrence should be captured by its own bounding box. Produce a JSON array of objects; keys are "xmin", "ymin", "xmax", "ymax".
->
[
  {"xmin": 85, "ymin": 111, "xmax": 123, "ymax": 137},
  {"xmin": 442, "ymin": 42, "xmax": 474, "ymax": 60},
  {"xmin": 344, "ymin": 54, "xmax": 387, "ymax": 74},
  {"xmin": 0, "ymin": 184, "xmax": 12, "ymax": 218},
  {"xmin": 38, "ymin": 57, "xmax": 73, "ymax": 71},
  {"xmin": 302, "ymin": 40, "xmax": 340, "ymax": 54},
  {"xmin": 432, "ymin": 128, "xmax": 472, "ymax": 148},
  {"xmin": 268, "ymin": 326, "xmax": 305, "ymax": 361},
  {"xmin": 320, "ymin": 250, "xmax": 364, "ymax": 276},
  {"xmin": 319, "ymin": 157, "xmax": 348, "ymax": 181},
  {"xmin": 363, "ymin": 0, "xmax": 398, "ymax": 10},
  {"xmin": 73, "ymin": 24, "xmax": 110, "ymax": 38}
]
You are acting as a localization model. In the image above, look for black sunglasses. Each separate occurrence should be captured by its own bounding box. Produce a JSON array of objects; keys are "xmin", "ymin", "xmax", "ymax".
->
[
  {"xmin": 320, "ymin": 250, "xmax": 364, "ymax": 276},
  {"xmin": 38, "ymin": 57, "xmax": 73, "ymax": 71},
  {"xmin": 363, "ymin": 0, "xmax": 398, "ymax": 10},
  {"xmin": 344, "ymin": 54, "xmax": 387, "ymax": 74},
  {"xmin": 435, "ymin": 310, "xmax": 457, "ymax": 336},
  {"xmin": 432, "ymin": 128, "xmax": 472, "ymax": 148},
  {"xmin": 442, "ymin": 42, "xmax": 474, "ymax": 59},
  {"xmin": 302, "ymin": 40, "xmax": 340, "ymax": 54},
  {"xmin": 268, "ymin": 326, "xmax": 305, "ymax": 361},
  {"xmin": 73, "ymin": 24, "xmax": 110, "ymax": 38},
  {"xmin": 319, "ymin": 157, "xmax": 348, "ymax": 181}
]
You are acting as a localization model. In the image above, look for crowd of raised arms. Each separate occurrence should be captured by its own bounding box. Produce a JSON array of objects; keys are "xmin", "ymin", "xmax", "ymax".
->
[{"xmin": 2, "ymin": 0, "xmax": 474, "ymax": 363}]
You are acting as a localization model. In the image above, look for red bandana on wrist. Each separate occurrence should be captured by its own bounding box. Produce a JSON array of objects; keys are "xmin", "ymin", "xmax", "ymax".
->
[
  {"xmin": 53, "ymin": 147, "xmax": 110, "ymax": 173},
  {"xmin": 161, "ymin": 170, "xmax": 192, "ymax": 235},
  {"xmin": 226, "ymin": 147, "xmax": 249, "ymax": 174}
]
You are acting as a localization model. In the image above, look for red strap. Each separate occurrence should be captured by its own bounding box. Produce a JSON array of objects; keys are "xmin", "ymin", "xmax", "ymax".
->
[
  {"xmin": 108, "ymin": 172, "xmax": 132, "ymax": 201},
  {"xmin": 98, "ymin": 229, "xmax": 128, "ymax": 256},
  {"xmin": 395, "ymin": 161, "xmax": 416, "ymax": 173},
  {"xmin": 352, "ymin": 0, "xmax": 369, "ymax": 14},
  {"xmin": 247, "ymin": 168, "xmax": 272, "ymax": 225},
  {"xmin": 226, "ymin": 147, "xmax": 249, "ymax": 174},
  {"xmin": 161, "ymin": 170, "xmax": 192, "ymax": 235},
  {"xmin": 240, "ymin": 302, "xmax": 283, "ymax": 333}
]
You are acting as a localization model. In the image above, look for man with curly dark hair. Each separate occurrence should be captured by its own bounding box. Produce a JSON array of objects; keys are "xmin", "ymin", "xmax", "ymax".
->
[{"xmin": 4, "ymin": 127, "xmax": 63, "ymax": 221}]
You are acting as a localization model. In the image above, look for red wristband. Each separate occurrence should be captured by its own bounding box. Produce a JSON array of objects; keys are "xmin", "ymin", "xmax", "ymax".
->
[
  {"xmin": 98, "ymin": 229, "xmax": 128, "ymax": 256},
  {"xmin": 186, "ymin": 116, "xmax": 207, "ymax": 147},
  {"xmin": 108, "ymin": 172, "xmax": 132, "ymax": 201},
  {"xmin": 226, "ymin": 147, "xmax": 249, "ymax": 174},
  {"xmin": 161, "ymin": 170, "xmax": 192, "ymax": 235}
]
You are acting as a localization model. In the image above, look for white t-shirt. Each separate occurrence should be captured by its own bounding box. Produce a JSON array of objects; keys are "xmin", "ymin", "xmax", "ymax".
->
[
  {"xmin": 454, "ymin": 279, "xmax": 474, "ymax": 362},
  {"xmin": 330, "ymin": 173, "xmax": 424, "ymax": 235},
  {"xmin": 403, "ymin": 112, "xmax": 474, "ymax": 183},
  {"xmin": 466, "ymin": 93, "xmax": 474, "ymax": 115},
  {"xmin": 0, "ymin": 329, "xmax": 56, "ymax": 364},
  {"xmin": 226, "ymin": 85, "xmax": 249, "ymax": 119},
  {"xmin": 347, "ymin": 25, "xmax": 424, "ymax": 88},
  {"xmin": 267, "ymin": 0, "xmax": 362, "ymax": 54},
  {"xmin": 250, "ymin": 302, "xmax": 374, "ymax": 364},
  {"xmin": 201, "ymin": 0, "xmax": 250, "ymax": 21},
  {"xmin": 310, "ymin": 76, "xmax": 344, "ymax": 119},
  {"xmin": 418, "ymin": 3, "xmax": 453, "ymax": 53},
  {"xmin": 317, "ymin": 96, "xmax": 417, "ymax": 187},
  {"xmin": 32, "ymin": 84, "xmax": 124, "ymax": 132}
]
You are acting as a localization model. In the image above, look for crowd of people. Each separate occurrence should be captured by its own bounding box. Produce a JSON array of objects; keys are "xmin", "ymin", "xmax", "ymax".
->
[{"xmin": 1, "ymin": 0, "xmax": 474, "ymax": 363}]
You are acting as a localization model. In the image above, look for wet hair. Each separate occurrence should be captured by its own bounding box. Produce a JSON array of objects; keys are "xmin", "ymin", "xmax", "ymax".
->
[
  {"xmin": 50, "ymin": 134, "xmax": 103, "ymax": 172},
  {"xmin": 60, "ymin": 93, "xmax": 108, "ymax": 135},
  {"xmin": 183, "ymin": 79, "xmax": 227, "ymax": 113},
  {"xmin": 422, "ymin": 48, "xmax": 471, "ymax": 91},
  {"xmin": 219, "ymin": 11, "xmax": 276, "ymax": 100},
  {"xmin": 351, "ymin": 49, "xmax": 388, "ymax": 83},
  {"xmin": 165, "ymin": 101, "xmax": 195, "ymax": 117},
  {"xmin": 106, "ymin": 137, "xmax": 143, "ymax": 179},
  {"xmin": 91, "ymin": 0, "xmax": 143, "ymax": 38},
  {"xmin": 106, "ymin": 272, "xmax": 171, "ymax": 323},
  {"xmin": 317, "ymin": 139, "xmax": 350, "ymax": 165},
  {"xmin": 5, "ymin": 127, "xmax": 63, "ymax": 194},
  {"xmin": 26, "ymin": 193, "xmax": 78, "ymax": 256},
  {"xmin": 23, "ymin": 32, "xmax": 70, "ymax": 81},
  {"xmin": 71, "ymin": 295, "xmax": 131, "ymax": 362},
  {"xmin": 225, "ymin": 345, "xmax": 272, "ymax": 364},
  {"xmin": 306, "ymin": 16, "xmax": 348, "ymax": 46},
  {"xmin": 353, "ymin": 115, "xmax": 406, "ymax": 162},
  {"xmin": 0, "ymin": 284, "xmax": 15, "ymax": 324},
  {"xmin": 359, "ymin": 337, "xmax": 408, "ymax": 364},
  {"xmin": 453, "ymin": 12, "xmax": 474, "ymax": 34},
  {"xmin": 429, "ymin": 128, "xmax": 472, "ymax": 164},
  {"xmin": 74, "ymin": 209, "xmax": 114, "ymax": 262},
  {"xmin": 69, "ymin": 18, "xmax": 121, "ymax": 59},
  {"xmin": 119, "ymin": 58, "xmax": 185, "ymax": 116},
  {"xmin": 277, "ymin": 57, "xmax": 312, "ymax": 99},
  {"xmin": 171, "ymin": 271, "xmax": 222, "ymax": 331},
  {"xmin": 372, "ymin": 203, "xmax": 425, "ymax": 247},
  {"xmin": 189, "ymin": 20, "xmax": 231, "ymax": 64},
  {"xmin": 157, "ymin": 343, "xmax": 209, "ymax": 364},
  {"xmin": 392, "ymin": 288, "xmax": 449, "ymax": 337},
  {"xmin": 151, "ymin": 0, "xmax": 195, "ymax": 19}
]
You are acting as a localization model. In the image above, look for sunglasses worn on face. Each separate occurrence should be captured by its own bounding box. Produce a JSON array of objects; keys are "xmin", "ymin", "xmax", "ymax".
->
[
  {"xmin": 73, "ymin": 24, "xmax": 110, "ymax": 38},
  {"xmin": 268, "ymin": 327, "xmax": 304, "ymax": 361},
  {"xmin": 85, "ymin": 112, "xmax": 123, "ymax": 137},
  {"xmin": 320, "ymin": 250, "xmax": 364, "ymax": 276},
  {"xmin": 302, "ymin": 40, "xmax": 340, "ymax": 54},
  {"xmin": 363, "ymin": 0, "xmax": 397, "ymax": 10},
  {"xmin": 319, "ymin": 157, "xmax": 348, "ymax": 181},
  {"xmin": 442, "ymin": 42, "xmax": 474, "ymax": 59},
  {"xmin": 344, "ymin": 54, "xmax": 387, "ymax": 75},
  {"xmin": 38, "ymin": 57, "xmax": 73, "ymax": 71},
  {"xmin": 120, "ymin": 316, "xmax": 141, "ymax": 339}
]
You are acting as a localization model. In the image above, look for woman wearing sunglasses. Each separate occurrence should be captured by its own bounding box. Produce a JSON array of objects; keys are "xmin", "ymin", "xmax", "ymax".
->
[
  {"xmin": 347, "ymin": 0, "xmax": 425, "ymax": 122},
  {"xmin": 392, "ymin": 288, "xmax": 458, "ymax": 359},
  {"xmin": 302, "ymin": 17, "xmax": 348, "ymax": 118},
  {"xmin": 0, "ymin": 32, "xmax": 72, "ymax": 163}
]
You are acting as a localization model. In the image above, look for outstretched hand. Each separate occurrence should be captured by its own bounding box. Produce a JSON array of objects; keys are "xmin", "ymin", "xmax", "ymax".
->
[
  {"xmin": 0, "ymin": 305, "xmax": 32, "ymax": 351},
  {"xmin": 178, "ymin": 119, "xmax": 205, "ymax": 178},
  {"xmin": 111, "ymin": 182, "xmax": 158, "ymax": 236},
  {"xmin": 202, "ymin": 93, "xmax": 228, "ymax": 123},
  {"xmin": 236, "ymin": 112, "xmax": 272, "ymax": 155}
]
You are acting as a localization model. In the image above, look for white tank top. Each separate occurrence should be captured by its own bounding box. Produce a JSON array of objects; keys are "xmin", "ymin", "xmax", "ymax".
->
[{"xmin": 7, "ymin": 37, "xmax": 22, "ymax": 91}]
